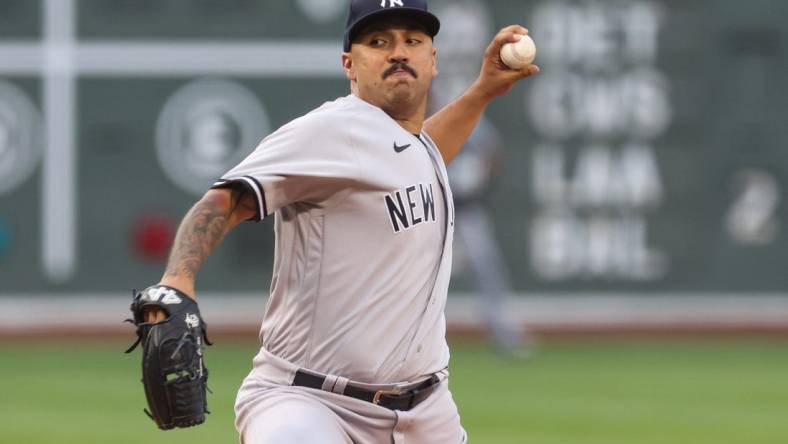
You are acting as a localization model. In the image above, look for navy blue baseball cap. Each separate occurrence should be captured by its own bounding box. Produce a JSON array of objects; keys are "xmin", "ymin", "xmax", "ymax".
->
[{"xmin": 343, "ymin": 0, "xmax": 441, "ymax": 52}]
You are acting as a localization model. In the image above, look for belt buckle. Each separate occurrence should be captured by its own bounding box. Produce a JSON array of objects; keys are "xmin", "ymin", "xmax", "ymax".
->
[{"xmin": 372, "ymin": 387, "xmax": 403, "ymax": 405}]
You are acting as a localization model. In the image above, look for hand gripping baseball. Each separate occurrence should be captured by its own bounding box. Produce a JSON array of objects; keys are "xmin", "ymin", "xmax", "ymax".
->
[
  {"xmin": 125, "ymin": 285, "xmax": 212, "ymax": 430},
  {"xmin": 473, "ymin": 25, "xmax": 540, "ymax": 99}
]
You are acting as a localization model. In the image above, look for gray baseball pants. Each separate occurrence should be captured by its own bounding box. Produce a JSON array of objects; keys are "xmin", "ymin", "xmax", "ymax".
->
[{"xmin": 235, "ymin": 348, "xmax": 468, "ymax": 444}]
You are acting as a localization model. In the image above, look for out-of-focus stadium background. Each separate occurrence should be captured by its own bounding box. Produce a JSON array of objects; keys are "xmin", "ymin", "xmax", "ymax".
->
[{"xmin": 1, "ymin": 0, "xmax": 786, "ymax": 443}]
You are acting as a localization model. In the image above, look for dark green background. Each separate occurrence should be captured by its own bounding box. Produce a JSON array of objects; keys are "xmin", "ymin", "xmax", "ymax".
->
[
  {"xmin": 77, "ymin": 0, "xmax": 349, "ymax": 41},
  {"xmin": 0, "ymin": 0, "xmax": 786, "ymax": 293},
  {"xmin": 0, "ymin": 0, "xmax": 40, "ymax": 39}
]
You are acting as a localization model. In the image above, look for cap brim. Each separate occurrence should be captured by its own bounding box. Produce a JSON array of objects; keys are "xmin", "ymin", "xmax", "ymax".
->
[{"xmin": 344, "ymin": 7, "xmax": 440, "ymax": 52}]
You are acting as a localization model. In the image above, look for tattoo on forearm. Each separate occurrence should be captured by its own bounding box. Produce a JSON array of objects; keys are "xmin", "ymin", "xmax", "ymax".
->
[{"xmin": 163, "ymin": 198, "xmax": 229, "ymax": 281}]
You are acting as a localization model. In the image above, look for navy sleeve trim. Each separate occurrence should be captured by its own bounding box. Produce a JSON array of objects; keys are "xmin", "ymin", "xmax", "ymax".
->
[
  {"xmin": 211, "ymin": 176, "xmax": 268, "ymax": 222},
  {"xmin": 241, "ymin": 175, "xmax": 269, "ymax": 217}
]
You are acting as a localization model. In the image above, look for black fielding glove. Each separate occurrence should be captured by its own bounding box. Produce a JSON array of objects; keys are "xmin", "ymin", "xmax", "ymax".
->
[{"xmin": 125, "ymin": 285, "xmax": 212, "ymax": 430}]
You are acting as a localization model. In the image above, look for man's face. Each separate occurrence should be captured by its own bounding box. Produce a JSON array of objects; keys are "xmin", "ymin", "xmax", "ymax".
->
[{"xmin": 342, "ymin": 17, "xmax": 438, "ymax": 117}]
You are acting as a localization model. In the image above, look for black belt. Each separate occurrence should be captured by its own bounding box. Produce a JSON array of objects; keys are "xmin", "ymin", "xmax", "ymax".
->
[{"xmin": 292, "ymin": 370, "xmax": 441, "ymax": 411}]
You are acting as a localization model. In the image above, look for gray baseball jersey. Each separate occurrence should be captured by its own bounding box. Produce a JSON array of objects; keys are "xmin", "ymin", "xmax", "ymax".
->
[{"xmin": 213, "ymin": 94, "xmax": 455, "ymax": 384}]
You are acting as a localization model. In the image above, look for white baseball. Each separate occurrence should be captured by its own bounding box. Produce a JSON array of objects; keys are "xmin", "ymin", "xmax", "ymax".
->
[{"xmin": 500, "ymin": 34, "xmax": 536, "ymax": 69}]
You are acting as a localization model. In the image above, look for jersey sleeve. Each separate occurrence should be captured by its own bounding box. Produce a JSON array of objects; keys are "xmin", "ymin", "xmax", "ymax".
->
[{"xmin": 211, "ymin": 113, "xmax": 360, "ymax": 221}]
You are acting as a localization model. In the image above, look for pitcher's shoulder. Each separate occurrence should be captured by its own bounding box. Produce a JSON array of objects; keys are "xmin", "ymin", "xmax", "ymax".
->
[
  {"xmin": 308, "ymin": 95, "xmax": 383, "ymax": 121},
  {"xmin": 285, "ymin": 95, "xmax": 383, "ymax": 140}
]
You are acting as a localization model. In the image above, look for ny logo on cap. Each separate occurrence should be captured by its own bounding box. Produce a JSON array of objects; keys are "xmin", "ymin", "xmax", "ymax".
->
[{"xmin": 381, "ymin": 0, "xmax": 404, "ymax": 7}]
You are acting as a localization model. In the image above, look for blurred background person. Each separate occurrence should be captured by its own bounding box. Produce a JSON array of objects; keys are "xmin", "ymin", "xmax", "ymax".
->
[{"xmin": 431, "ymin": 0, "xmax": 533, "ymax": 355}]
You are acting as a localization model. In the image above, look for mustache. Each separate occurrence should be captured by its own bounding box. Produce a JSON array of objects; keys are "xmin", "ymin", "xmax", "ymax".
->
[{"xmin": 382, "ymin": 62, "xmax": 418, "ymax": 79}]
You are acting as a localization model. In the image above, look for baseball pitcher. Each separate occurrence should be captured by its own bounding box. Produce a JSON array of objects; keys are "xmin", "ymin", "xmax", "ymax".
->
[{"xmin": 126, "ymin": 0, "xmax": 539, "ymax": 442}]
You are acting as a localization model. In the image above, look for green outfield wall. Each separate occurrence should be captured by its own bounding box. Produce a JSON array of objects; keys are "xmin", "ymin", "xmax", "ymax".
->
[{"xmin": 0, "ymin": 0, "xmax": 786, "ymax": 294}]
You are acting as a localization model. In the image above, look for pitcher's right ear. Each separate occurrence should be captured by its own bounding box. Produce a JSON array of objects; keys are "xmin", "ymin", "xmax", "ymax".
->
[{"xmin": 341, "ymin": 53, "xmax": 355, "ymax": 81}]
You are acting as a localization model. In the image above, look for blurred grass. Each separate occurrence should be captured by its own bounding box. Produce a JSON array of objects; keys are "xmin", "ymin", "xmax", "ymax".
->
[{"xmin": 0, "ymin": 339, "xmax": 786, "ymax": 443}]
